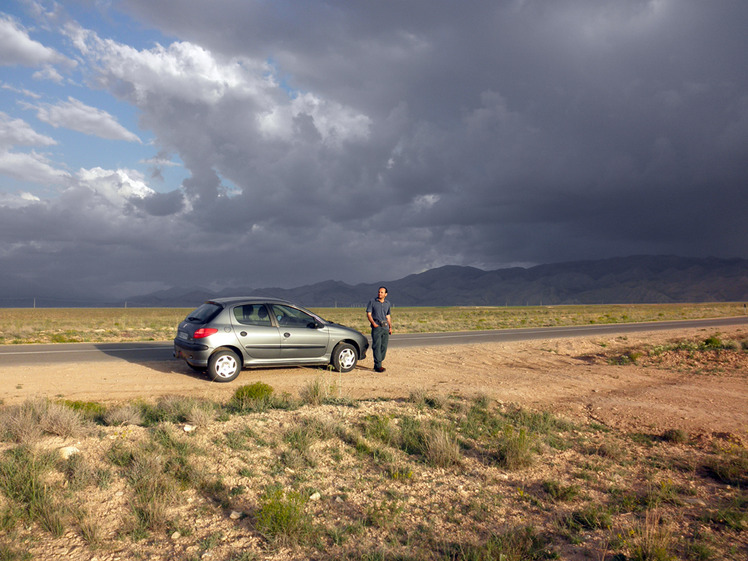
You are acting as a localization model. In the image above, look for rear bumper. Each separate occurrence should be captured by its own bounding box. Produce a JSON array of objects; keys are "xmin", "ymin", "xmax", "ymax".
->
[{"xmin": 173, "ymin": 339, "xmax": 211, "ymax": 367}]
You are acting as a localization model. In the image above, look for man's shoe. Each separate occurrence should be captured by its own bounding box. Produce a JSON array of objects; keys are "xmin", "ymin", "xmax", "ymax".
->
[{"xmin": 374, "ymin": 366, "xmax": 386, "ymax": 373}]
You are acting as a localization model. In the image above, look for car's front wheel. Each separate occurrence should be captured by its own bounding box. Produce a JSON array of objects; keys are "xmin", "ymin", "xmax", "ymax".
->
[
  {"xmin": 208, "ymin": 349, "xmax": 241, "ymax": 382},
  {"xmin": 331, "ymin": 342, "xmax": 357, "ymax": 372}
]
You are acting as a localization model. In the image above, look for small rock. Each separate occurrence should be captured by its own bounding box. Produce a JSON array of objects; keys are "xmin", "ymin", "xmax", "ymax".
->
[
  {"xmin": 309, "ymin": 492, "xmax": 321, "ymax": 501},
  {"xmin": 184, "ymin": 424, "xmax": 196, "ymax": 432},
  {"xmin": 230, "ymin": 510, "xmax": 243, "ymax": 520},
  {"xmin": 59, "ymin": 446, "xmax": 80, "ymax": 459},
  {"xmin": 683, "ymin": 498, "xmax": 707, "ymax": 507},
  {"xmin": 171, "ymin": 531, "xmax": 181, "ymax": 540}
]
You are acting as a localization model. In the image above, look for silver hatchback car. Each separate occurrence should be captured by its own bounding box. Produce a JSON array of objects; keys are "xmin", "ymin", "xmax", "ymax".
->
[{"xmin": 174, "ymin": 297, "xmax": 369, "ymax": 382}]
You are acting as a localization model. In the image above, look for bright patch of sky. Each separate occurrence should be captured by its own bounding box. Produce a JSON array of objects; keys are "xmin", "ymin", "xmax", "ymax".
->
[{"xmin": 1, "ymin": 1, "xmax": 185, "ymax": 196}]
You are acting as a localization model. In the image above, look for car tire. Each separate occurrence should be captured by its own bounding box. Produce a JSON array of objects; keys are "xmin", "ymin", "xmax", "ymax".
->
[
  {"xmin": 331, "ymin": 342, "xmax": 357, "ymax": 372},
  {"xmin": 207, "ymin": 349, "xmax": 241, "ymax": 382}
]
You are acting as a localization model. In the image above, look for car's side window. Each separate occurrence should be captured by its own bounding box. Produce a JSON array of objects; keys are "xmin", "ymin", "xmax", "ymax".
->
[
  {"xmin": 233, "ymin": 304, "xmax": 272, "ymax": 326},
  {"xmin": 271, "ymin": 304, "xmax": 316, "ymax": 327}
]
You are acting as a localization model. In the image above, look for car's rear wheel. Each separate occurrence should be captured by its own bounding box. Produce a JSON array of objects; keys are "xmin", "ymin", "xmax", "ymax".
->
[
  {"xmin": 331, "ymin": 342, "xmax": 357, "ymax": 372},
  {"xmin": 208, "ymin": 349, "xmax": 241, "ymax": 382}
]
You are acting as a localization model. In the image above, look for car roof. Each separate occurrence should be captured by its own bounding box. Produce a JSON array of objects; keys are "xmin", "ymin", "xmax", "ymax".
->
[{"xmin": 206, "ymin": 296, "xmax": 295, "ymax": 307}]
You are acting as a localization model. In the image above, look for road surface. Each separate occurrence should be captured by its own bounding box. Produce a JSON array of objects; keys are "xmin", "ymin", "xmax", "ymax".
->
[{"xmin": 2, "ymin": 316, "xmax": 746, "ymax": 367}]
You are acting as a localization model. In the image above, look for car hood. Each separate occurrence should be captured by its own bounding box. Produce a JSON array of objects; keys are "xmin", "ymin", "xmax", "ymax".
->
[{"xmin": 325, "ymin": 322, "xmax": 366, "ymax": 338}]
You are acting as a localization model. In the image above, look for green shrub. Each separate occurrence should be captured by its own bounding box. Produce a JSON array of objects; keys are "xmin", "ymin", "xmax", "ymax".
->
[
  {"xmin": 299, "ymin": 377, "xmax": 330, "ymax": 406},
  {"xmin": 0, "ymin": 399, "xmax": 90, "ymax": 443},
  {"xmin": 155, "ymin": 395, "xmax": 205, "ymax": 423},
  {"xmin": 627, "ymin": 510, "xmax": 675, "ymax": 561},
  {"xmin": 442, "ymin": 526, "xmax": 551, "ymax": 561},
  {"xmin": 0, "ymin": 544, "xmax": 31, "ymax": 561},
  {"xmin": 62, "ymin": 453, "xmax": 97, "ymax": 491},
  {"xmin": 542, "ymin": 480, "xmax": 580, "ymax": 502},
  {"xmin": 399, "ymin": 416, "xmax": 426, "ymax": 456},
  {"xmin": 661, "ymin": 428, "xmax": 688, "ymax": 444},
  {"xmin": 362, "ymin": 414, "xmax": 396, "ymax": 445},
  {"xmin": 0, "ymin": 445, "xmax": 64, "ymax": 536},
  {"xmin": 105, "ymin": 440, "xmax": 136, "ymax": 468},
  {"xmin": 701, "ymin": 494, "xmax": 748, "ymax": 531},
  {"xmin": 126, "ymin": 453, "xmax": 177, "ymax": 534},
  {"xmin": 496, "ymin": 426, "xmax": 535, "ymax": 470},
  {"xmin": 609, "ymin": 351, "xmax": 642, "ymax": 365},
  {"xmin": 460, "ymin": 401, "xmax": 506, "ymax": 439},
  {"xmin": 702, "ymin": 335, "xmax": 724, "ymax": 350},
  {"xmin": 230, "ymin": 382, "xmax": 275, "ymax": 412},
  {"xmin": 422, "ymin": 426, "xmax": 461, "ymax": 468},
  {"xmin": 255, "ymin": 486, "xmax": 311, "ymax": 543},
  {"xmin": 57, "ymin": 400, "xmax": 107, "ymax": 423},
  {"xmin": 562, "ymin": 504, "xmax": 612, "ymax": 531},
  {"xmin": 104, "ymin": 405, "xmax": 143, "ymax": 426},
  {"xmin": 704, "ymin": 445, "xmax": 748, "ymax": 486}
]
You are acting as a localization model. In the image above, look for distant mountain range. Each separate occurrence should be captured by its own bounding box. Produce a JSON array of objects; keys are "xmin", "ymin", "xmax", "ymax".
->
[{"xmin": 122, "ymin": 255, "xmax": 748, "ymax": 308}]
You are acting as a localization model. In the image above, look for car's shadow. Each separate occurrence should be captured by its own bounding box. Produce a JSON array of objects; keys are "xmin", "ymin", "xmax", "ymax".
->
[
  {"xmin": 92, "ymin": 342, "xmax": 373, "ymax": 381},
  {"xmin": 93, "ymin": 342, "xmax": 206, "ymax": 379}
]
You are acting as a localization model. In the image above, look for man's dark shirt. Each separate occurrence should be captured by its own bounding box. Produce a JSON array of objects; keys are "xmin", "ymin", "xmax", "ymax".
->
[{"xmin": 366, "ymin": 298, "xmax": 391, "ymax": 326}]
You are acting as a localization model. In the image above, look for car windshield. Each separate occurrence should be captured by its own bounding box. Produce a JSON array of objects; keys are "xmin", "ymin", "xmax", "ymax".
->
[{"xmin": 186, "ymin": 303, "xmax": 222, "ymax": 323}]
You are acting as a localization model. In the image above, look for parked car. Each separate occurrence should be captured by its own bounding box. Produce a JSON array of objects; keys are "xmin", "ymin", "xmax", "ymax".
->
[{"xmin": 174, "ymin": 297, "xmax": 369, "ymax": 382}]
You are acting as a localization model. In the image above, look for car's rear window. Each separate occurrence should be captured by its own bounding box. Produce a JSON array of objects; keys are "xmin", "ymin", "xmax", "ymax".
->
[{"xmin": 185, "ymin": 303, "xmax": 222, "ymax": 323}]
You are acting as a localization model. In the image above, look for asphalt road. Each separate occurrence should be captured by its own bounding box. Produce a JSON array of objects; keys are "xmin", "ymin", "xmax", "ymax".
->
[{"xmin": 2, "ymin": 316, "xmax": 747, "ymax": 368}]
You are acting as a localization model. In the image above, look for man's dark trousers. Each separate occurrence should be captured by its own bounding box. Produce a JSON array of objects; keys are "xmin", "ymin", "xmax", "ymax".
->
[{"xmin": 371, "ymin": 325, "xmax": 389, "ymax": 370}]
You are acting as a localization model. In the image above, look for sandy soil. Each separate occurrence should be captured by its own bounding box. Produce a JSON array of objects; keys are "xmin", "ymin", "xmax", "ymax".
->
[
  {"xmin": 1, "ymin": 323, "xmax": 747, "ymax": 561},
  {"xmin": 3, "ymin": 324, "xmax": 747, "ymax": 440}
]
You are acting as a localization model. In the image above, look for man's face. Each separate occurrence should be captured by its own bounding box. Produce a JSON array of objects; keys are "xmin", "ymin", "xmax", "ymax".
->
[{"xmin": 377, "ymin": 288, "xmax": 387, "ymax": 300}]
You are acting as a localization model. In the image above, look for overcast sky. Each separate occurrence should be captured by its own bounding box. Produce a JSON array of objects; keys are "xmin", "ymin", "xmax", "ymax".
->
[{"xmin": 1, "ymin": 0, "xmax": 747, "ymax": 303}]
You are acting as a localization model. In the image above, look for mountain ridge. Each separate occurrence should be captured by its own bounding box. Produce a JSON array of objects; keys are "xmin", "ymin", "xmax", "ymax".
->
[
  {"xmin": 3, "ymin": 255, "xmax": 746, "ymax": 308},
  {"xmin": 126, "ymin": 255, "xmax": 748, "ymax": 308}
]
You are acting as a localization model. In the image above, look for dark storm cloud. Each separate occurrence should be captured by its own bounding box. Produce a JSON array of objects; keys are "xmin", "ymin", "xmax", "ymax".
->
[
  {"xmin": 2, "ymin": 0, "xmax": 747, "ymax": 299},
  {"xmin": 128, "ymin": 189, "xmax": 184, "ymax": 216},
  {"xmin": 116, "ymin": 0, "xmax": 748, "ymax": 260}
]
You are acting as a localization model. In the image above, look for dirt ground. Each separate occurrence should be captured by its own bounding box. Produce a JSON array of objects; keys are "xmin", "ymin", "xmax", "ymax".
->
[
  {"xmin": 3, "ymin": 323, "xmax": 747, "ymax": 441},
  {"xmin": 1, "ymin": 323, "xmax": 747, "ymax": 561}
]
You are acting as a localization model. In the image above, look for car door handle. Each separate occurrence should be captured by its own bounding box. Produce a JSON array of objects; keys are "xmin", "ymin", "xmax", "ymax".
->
[
  {"xmin": 240, "ymin": 331, "xmax": 247, "ymax": 337},
  {"xmin": 284, "ymin": 332, "xmax": 291, "ymax": 338}
]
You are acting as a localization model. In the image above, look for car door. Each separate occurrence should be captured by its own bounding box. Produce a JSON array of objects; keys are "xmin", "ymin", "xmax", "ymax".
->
[
  {"xmin": 230, "ymin": 304, "xmax": 281, "ymax": 359},
  {"xmin": 270, "ymin": 304, "xmax": 330, "ymax": 359}
]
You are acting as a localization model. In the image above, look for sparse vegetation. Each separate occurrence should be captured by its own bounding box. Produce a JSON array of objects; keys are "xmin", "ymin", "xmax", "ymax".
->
[
  {"xmin": 0, "ymin": 302, "xmax": 745, "ymax": 344},
  {"xmin": 588, "ymin": 330, "xmax": 748, "ymax": 380},
  {"xmin": 0, "ymin": 310, "xmax": 747, "ymax": 559},
  {"xmin": 0, "ymin": 388, "xmax": 744, "ymax": 560}
]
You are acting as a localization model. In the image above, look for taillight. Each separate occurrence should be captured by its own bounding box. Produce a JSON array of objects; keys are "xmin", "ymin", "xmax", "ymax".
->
[{"xmin": 193, "ymin": 328, "xmax": 218, "ymax": 339}]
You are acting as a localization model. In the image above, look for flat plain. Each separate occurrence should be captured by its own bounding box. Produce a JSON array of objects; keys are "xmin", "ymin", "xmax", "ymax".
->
[{"xmin": 0, "ymin": 304, "xmax": 746, "ymax": 560}]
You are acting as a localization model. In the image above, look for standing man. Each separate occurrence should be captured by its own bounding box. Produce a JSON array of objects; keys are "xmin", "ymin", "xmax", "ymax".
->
[{"xmin": 366, "ymin": 286, "xmax": 392, "ymax": 373}]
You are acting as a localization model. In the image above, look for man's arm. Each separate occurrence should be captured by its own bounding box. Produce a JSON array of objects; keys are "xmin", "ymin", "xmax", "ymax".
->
[{"xmin": 367, "ymin": 311, "xmax": 378, "ymax": 328}]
